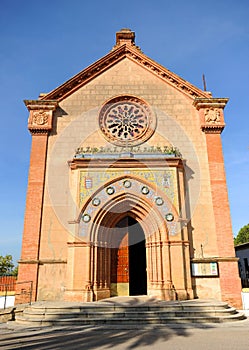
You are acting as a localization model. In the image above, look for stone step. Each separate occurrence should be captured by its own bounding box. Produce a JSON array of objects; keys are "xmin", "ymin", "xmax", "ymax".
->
[
  {"xmin": 21, "ymin": 305, "xmax": 234, "ymax": 315},
  {"xmin": 21, "ymin": 308, "xmax": 238, "ymax": 319},
  {"xmin": 13, "ymin": 298, "xmax": 246, "ymax": 327},
  {"xmin": 15, "ymin": 313, "xmax": 245, "ymax": 327}
]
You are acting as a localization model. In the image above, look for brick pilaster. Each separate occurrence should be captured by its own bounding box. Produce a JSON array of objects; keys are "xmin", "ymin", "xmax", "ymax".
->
[
  {"xmin": 16, "ymin": 100, "xmax": 57, "ymax": 302},
  {"xmin": 194, "ymin": 98, "xmax": 242, "ymax": 308}
]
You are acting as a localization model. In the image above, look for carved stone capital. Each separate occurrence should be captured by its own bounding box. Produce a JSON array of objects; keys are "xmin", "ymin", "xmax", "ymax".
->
[
  {"xmin": 193, "ymin": 98, "xmax": 228, "ymax": 134},
  {"xmin": 24, "ymin": 100, "xmax": 58, "ymax": 135}
]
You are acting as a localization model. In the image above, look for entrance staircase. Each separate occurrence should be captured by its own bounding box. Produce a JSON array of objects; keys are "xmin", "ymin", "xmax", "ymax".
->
[{"xmin": 13, "ymin": 296, "xmax": 245, "ymax": 327}]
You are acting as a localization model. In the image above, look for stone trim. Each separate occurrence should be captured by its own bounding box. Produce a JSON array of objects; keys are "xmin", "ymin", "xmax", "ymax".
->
[
  {"xmin": 69, "ymin": 157, "xmax": 183, "ymax": 170},
  {"xmin": 18, "ymin": 259, "xmax": 67, "ymax": 264},
  {"xmin": 193, "ymin": 98, "xmax": 229, "ymax": 109},
  {"xmin": 191, "ymin": 257, "xmax": 239, "ymax": 263}
]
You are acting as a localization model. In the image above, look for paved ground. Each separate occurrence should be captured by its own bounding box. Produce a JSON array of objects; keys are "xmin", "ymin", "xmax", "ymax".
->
[{"xmin": 1, "ymin": 316, "xmax": 249, "ymax": 350}]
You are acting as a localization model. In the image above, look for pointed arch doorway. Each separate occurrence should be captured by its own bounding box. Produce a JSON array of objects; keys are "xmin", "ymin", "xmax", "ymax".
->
[{"xmin": 110, "ymin": 216, "xmax": 147, "ymax": 296}]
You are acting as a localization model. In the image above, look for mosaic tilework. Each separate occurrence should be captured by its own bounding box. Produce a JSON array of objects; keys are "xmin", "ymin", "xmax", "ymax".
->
[
  {"xmin": 79, "ymin": 168, "xmax": 178, "ymax": 208},
  {"xmin": 78, "ymin": 175, "xmax": 180, "ymax": 238}
]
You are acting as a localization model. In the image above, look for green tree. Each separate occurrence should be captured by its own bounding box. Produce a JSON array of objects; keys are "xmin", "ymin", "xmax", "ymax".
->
[
  {"xmin": 234, "ymin": 224, "xmax": 249, "ymax": 245},
  {"xmin": 0, "ymin": 255, "xmax": 17, "ymax": 276}
]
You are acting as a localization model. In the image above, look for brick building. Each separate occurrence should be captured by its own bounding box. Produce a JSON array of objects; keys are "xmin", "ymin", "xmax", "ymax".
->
[{"xmin": 17, "ymin": 29, "xmax": 242, "ymax": 307}]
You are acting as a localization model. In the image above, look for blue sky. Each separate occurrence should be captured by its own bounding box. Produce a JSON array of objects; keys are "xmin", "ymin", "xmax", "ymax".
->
[{"xmin": 0, "ymin": 0, "xmax": 248, "ymax": 263}]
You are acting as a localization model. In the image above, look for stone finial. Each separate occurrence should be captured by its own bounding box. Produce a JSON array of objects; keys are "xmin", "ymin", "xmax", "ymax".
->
[{"xmin": 116, "ymin": 28, "xmax": 135, "ymax": 46}]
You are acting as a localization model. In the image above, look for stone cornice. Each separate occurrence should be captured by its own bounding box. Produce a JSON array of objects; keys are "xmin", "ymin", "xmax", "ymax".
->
[
  {"xmin": 24, "ymin": 99, "xmax": 58, "ymax": 111},
  {"xmin": 40, "ymin": 44, "xmax": 210, "ymax": 101},
  {"xmin": 68, "ymin": 157, "xmax": 183, "ymax": 170},
  {"xmin": 193, "ymin": 98, "xmax": 229, "ymax": 110}
]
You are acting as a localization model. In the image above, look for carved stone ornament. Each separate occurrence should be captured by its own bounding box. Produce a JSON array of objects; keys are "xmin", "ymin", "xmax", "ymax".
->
[
  {"xmin": 32, "ymin": 110, "xmax": 49, "ymax": 125},
  {"xmin": 28, "ymin": 109, "xmax": 52, "ymax": 134},
  {"xmin": 24, "ymin": 100, "xmax": 58, "ymax": 135},
  {"xmin": 193, "ymin": 98, "xmax": 228, "ymax": 134},
  {"xmin": 204, "ymin": 108, "xmax": 220, "ymax": 124}
]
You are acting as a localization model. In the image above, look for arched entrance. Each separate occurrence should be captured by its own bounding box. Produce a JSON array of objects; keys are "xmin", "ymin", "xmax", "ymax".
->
[
  {"xmin": 81, "ymin": 180, "xmax": 179, "ymax": 301},
  {"xmin": 111, "ymin": 216, "xmax": 147, "ymax": 296},
  {"xmin": 65, "ymin": 176, "xmax": 193, "ymax": 302}
]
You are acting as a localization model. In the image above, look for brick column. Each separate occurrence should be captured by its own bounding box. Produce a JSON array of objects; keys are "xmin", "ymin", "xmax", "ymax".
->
[
  {"xmin": 16, "ymin": 100, "xmax": 57, "ymax": 302},
  {"xmin": 194, "ymin": 98, "xmax": 242, "ymax": 308}
]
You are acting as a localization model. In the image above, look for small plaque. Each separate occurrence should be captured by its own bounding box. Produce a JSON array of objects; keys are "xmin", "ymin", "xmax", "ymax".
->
[{"xmin": 191, "ymin": 262, "xmax": 219, "ymax": 277}]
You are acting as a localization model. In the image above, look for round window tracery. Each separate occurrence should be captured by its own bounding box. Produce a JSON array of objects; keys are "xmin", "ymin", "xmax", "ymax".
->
[{"xmin": 99, "ymin": 96, "xmax": 156, "ymax": 146}]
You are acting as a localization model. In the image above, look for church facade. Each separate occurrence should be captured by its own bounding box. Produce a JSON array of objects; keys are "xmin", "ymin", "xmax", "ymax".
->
[{"xmin": 17, "ymin": 29, "xmax": 242, "ymax": 307}]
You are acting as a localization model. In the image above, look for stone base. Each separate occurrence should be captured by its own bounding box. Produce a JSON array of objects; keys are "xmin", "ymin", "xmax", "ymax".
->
[
  {"xmin": 147, "ymin": 287, "xmax": 194, "ymax": 301},
  {"xmin": 175, "ymin": 288, "xmax": 194, "ymax": 300},
  {"xmin": 93, "ymin": 288, "xmax": 111, "ymax": 301},
  {"xmin": 64, "ymin": 289, "xmax": 93, "ymax": 302},
  {"xmin": 147, "ymin": 288, "xmax": 176, "ymax": 301},
  {"xmin": 110, "ymin": 283, "xmax": 129, "ymax": 297}
]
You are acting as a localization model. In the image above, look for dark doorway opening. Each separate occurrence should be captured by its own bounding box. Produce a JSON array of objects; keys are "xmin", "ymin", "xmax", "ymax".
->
[{"xmin": 128, "ymin": 217, "xmax": 147, "ymax": 295}]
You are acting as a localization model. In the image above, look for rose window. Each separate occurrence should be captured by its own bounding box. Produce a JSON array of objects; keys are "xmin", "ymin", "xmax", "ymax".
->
[{"xmin": 99, "ymin": 96, "xmax": 156, "ymax": 146}]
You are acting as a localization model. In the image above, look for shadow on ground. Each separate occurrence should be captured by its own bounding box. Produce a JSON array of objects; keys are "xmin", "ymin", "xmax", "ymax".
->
[{"xmin": 0, "ymin": 323, "xmax": 213, "ymax": 350}]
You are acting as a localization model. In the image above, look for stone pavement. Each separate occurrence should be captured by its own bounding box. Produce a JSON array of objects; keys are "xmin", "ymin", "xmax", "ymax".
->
[{"xmin": 0, "ymin": 313, "xmax": 249, "ymax": 350}]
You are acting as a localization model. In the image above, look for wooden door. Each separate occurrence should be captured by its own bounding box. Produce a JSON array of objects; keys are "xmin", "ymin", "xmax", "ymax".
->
[
  {"xmin": 110, "ymin": 217, "xmax": 147, "ymax": 296},
  {"xmin": 116, "ymin": 233, "xmax": 129, "ymax": 283}
]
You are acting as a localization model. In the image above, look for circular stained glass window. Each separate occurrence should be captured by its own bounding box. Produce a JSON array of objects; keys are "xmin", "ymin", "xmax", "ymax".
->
[{"xmin": 99, "ymin": 96, "xmax": 156, "ymax": 146}]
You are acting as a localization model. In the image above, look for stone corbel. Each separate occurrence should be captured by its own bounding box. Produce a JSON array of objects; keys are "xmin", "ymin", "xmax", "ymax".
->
[
  {"xmin": 24, "ymin": 100, "xmax": 58, "ymax": 135},
  {"xmin": 193, "ymin": 98, "xmax": 228, "ymax": 134}
]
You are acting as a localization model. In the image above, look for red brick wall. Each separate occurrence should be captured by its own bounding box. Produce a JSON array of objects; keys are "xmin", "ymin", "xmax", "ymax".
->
[
  {"xmin": 16, "ymin": 133, "xmax": 48, "ymax": 301},
  {"xmin": 205, "ymin": 132, "xmax": 242, "ymax": 308}
]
